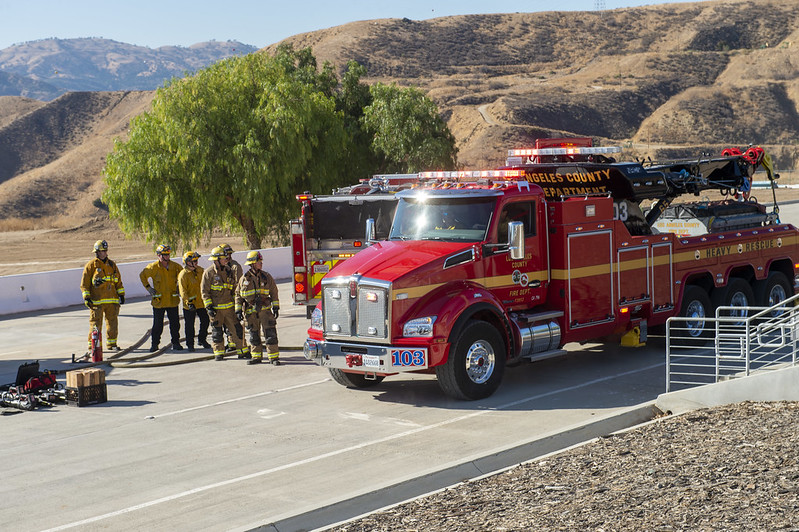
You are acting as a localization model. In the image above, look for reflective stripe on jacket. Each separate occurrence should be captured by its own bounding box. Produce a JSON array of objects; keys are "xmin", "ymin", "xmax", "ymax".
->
[
  {"xmin": 200, "ymin": 262, "xmax": 239, "ymax": 310},
  {"xmin": 81, "ymin": 257, "xmax": 124, "ymax": 305},
  {"xmin": 237, "ymin": 267, "xmax": 279, "ymax": 315}
]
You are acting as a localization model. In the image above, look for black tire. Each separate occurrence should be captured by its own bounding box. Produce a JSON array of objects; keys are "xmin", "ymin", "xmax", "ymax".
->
[
  {"xmin": 328, "ymin": 368, "xmax": 384, "ymax": 388},
  {"xmin": 754, "ymin": 272, "xmax": 793, "ymax": 317},
  {"xmin": 676, "ymin": 285, "xmax": 713, "ymax": 344},
  {"xmin": 711, "ymin": 277, "xmax": 754, "ymax": 324},
  {"xmin": 436, "ymin": 320, "xmax": 505, "ymax": 400}
]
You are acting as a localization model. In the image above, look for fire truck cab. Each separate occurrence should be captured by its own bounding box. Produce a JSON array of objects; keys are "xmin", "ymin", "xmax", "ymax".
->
[{"xmin": 304, "ymin": 140, "xmax": 798, "ymax": 400}]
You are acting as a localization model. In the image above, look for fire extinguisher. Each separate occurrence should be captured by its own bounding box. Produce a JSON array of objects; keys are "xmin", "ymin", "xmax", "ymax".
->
[{"xmin": 91, "ymin": 326, "xmax": 103, "ymax": 363}]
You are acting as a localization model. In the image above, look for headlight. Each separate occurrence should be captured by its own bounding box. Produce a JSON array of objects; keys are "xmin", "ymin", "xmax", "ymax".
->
[
  {"xmin": 310, "ymin": 307, "xmax": 323, "ymax": 330},
  {"xmin": 403, "ymin": 316, "xmax": 437, "ymax": 337}
]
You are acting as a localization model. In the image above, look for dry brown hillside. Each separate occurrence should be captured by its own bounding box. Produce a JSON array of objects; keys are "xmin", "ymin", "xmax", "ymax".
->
[{"xmin": 0, "ymin": 0, "xmax": 797, "ymax": 239}]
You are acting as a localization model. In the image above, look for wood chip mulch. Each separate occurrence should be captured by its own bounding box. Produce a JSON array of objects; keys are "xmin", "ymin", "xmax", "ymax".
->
[{"xmin": 333, "ymin": 402, "xmax": 799, "ymax": 531}]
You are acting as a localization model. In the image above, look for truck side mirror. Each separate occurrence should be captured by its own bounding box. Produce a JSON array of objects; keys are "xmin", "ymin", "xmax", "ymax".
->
[
  {"xmin": 508, "ymin": 221, "xmax": 525, "ymax": 260},
  {"xmin": 365, "ymin": 218, "xmax": 376, "ymax": 243}
]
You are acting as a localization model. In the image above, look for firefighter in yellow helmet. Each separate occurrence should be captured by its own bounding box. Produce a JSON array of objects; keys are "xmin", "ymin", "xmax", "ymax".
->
[
  {"xmin": 78, "ymin": 239, "xmax": 125, "ymax": 360},
  {"xmin": 139, "ymin": 244, "xmax": 183, "ymax": 352},
  {"xmin": 201, "ymin": 246, "xmax": 245, "ymax": 360},
  {"xmin": 220, "ymin": 242, "xmax": 245, "ymax": 352},
  {"xmin": 178, "ymin": 251, "xmax": 211, "ymax": 352},
  {"xmin": 237, "ymin": 250, "xmax": 281, "ymax": 365}
]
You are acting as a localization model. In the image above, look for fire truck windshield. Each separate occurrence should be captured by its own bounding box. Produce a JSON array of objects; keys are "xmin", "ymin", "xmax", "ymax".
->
[{"xmin": 389, "ymin": 193, "xmax": 496, "ymax": 242}]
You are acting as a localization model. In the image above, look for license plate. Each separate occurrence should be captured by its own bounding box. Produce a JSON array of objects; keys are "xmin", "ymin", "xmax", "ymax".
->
[
  {"xmin": 363, "ymin": 355, "xmax": 380, "ymax": 368},
  {"xmin": 313, "ymin": 264, "xmax": 330, "ymax": 274}
]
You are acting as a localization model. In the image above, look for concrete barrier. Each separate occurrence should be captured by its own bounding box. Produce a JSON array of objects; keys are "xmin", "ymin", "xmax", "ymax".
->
[
  {"xmin": 656, "ymin": 365, "xmax": 799, "ymax": 415},
  {"xmin": 0, "ymin": 247, "xmax": 291, "ymax": 317}
]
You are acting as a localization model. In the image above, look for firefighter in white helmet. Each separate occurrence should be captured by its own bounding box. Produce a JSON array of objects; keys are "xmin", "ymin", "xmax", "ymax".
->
[
  {"xmin": 78, "ymin": 239, "xmax": 125, "ymax": 360},
  {"xmin": 237, "ymin": 250, "xmax": 281, "ymax": 365},
  {"xmin": 201, "ymin": 245, "xmax": 245, "ymax": 360}
]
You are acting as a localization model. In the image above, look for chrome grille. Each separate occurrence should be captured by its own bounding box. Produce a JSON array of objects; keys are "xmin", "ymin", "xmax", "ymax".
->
[
  {"xmin": 356, "ymin": 286, "xmax": 387, "ymax": 338},
  {"xmin": 322, "ymin": 276, "xmax": 390, "ymax": 342},
  {"xmin": 323, "ymin": 286, "xmax": 350, "ymax": 334}
]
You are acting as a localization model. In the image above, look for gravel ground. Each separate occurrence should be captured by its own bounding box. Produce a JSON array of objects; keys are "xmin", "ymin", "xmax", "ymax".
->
[{"xmin": 333, "ymin": 402, "xmax": 799, "ymax": 531}]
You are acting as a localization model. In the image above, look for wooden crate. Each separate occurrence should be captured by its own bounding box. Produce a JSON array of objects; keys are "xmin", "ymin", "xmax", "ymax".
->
[{"xmin": 66, "ymin": 368, "xmax": 106, "ymax": 388}]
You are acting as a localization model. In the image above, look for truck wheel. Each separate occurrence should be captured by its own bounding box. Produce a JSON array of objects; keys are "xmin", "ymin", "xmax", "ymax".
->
[
  {"xmin": 754, "ymin": 272, "xmax": 793, "ymax": 317},
  {"xmin": 711, "ymin": 277, "xmax": 754, "ymax": 324},
  {"xmin": 328, "ymin": 368, "xmax": 384, "ymax": 388},
  {"xmin": 436, "ymin": 320, "xmax": 505, "ymax": 400},
  {"xmin": 676, "ymin": 285, "xmax": 713, "ymax": 343}
]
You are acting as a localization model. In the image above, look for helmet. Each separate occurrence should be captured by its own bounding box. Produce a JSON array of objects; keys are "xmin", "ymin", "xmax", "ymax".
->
[
  {"xmin": 93, "ymin": 240, "xmax": 108, "ymax": 253},
  {"xmin": 210, "ymin": 246, "xmax": 226, "ymax": 261},
  {"xmin": 156, "ymin": 244, "xmax": 171, "ymax": 256},
  {"xmin": 221, "ymin": 243, "xmax": 234, "ymax": 256},
  {"xmin": 245, "ymin": 251, "xmax": 263, "ymax": 265},
  {"xmin": 183, "ymin": 251, "xmax": 199, "ymax": 264}
]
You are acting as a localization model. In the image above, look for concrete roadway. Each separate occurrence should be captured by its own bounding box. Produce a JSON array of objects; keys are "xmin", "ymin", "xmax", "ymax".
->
[
  {"xmin": 0, "ymin": 281, "xmax": 667, "ymax": 532},
  {"xmin": 2, "ymin": 201, "xmax": 796, "ymax": 531}
]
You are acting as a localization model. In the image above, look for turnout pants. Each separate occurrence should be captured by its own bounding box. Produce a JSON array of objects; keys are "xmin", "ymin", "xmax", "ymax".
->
[
  {"xmin": 245, "ymin": 309, "xmax": 279, "ymax": 361},
  {"xmin": 183, "ymin": 307, "xmax": 209, "ymax": 348},
  {"xmin": 89, "ymin": 303, "xmax": 119, "ymax": 349},
  {"xmin": 211, "ymin": 307, "xmax": 244, "ymax": 357}
]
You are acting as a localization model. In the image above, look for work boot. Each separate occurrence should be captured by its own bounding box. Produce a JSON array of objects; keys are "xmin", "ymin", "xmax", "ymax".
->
[
  {"xmin": 187, "ymin": 345, "xmax": 195, "ymax": 352},
  {"xmin": 172, "ymin": 343, "xmax": 184, "ymax": 351},
  {"xmin": 214, "ymin": 354, "xmax": 224, "ymax": 361},
  {"xmin": 107, "ymin": 345, "xmax": 120, "ymax": 352},
  {"xmin": 270, "ymin": 359, "xmax": 281, "ymax": 366},
  {"xmin": 247, "ymin": 357, "xmax": 262, "ymax": 365},
  {"xmin": 199, "ymin": 340, "xmax": 211, "ymax": 349},
  {"xmin": 149, "ymin": 345, "xmax": 158, "ymax": 353}
]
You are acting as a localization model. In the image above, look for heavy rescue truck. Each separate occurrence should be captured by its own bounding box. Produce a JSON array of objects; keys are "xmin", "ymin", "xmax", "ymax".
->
[
  {"xmin": 303, "ymin": 139, "xmax": 799, "ymax": 400},
  {"xmin": 291, "ymin": 175, "xmax": 433, "ymax": 318}
]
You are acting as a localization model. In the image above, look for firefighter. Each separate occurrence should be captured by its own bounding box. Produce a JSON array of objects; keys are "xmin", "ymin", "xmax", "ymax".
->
[
  {"xmin": 201, "ymin": 245, "xmax": 246, "ymax": 361},
  {"xmin": 79, "ymin": 239, "xmax": 125, "ymax": 360},
  {"xmin": 237, "ymin": 250, "xmax": 281, "ymax": 365},
  {"xmin": 178, "ymin": 251, "xmax": 211, "ymax": 352},
  {"xmin": 139, "ymin": 244, "xmax": 183, "ymax": 352},
  {"xmin": 220, "ymin": 242, "xmax": 246, "ymax": 354}
]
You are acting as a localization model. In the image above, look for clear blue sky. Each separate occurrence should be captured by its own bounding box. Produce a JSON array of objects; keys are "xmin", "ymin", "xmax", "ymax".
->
[{"xmin": 0, "ymin": 0, "xmax": 698, "ymax": 50}]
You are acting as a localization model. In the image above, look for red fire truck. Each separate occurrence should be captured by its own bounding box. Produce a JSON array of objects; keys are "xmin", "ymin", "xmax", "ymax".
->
[{"xmin": 303, "ymin": 140, "xmax": 798, "ymax": 399}]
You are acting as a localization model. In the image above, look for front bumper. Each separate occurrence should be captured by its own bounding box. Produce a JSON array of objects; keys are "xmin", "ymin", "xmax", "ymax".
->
[{"xmin": 304, "ymin": 338, "xmax": 437, "ymax": 373}]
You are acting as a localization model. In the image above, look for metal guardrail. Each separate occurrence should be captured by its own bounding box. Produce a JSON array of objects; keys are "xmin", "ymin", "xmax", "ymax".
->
[{"xmin": 666, "ymin": 293, "xmax": 799, "ymax": 392}]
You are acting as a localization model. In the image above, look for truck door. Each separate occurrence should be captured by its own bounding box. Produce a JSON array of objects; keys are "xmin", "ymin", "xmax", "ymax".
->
[{"xmin": 484, "ymin": 198, "xmax": 548, "ymax": 310}]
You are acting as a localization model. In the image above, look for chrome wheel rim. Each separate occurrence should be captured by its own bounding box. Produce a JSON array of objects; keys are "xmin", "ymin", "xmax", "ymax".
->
[
  {"xmin": 768, "ymin": 284, "xmax": 788, "ymax": 317},
  {"xmin": 464, "ymin": 340, "xmax": 495, "ymax": 384},
  {"xmin": 685, "ymin": 299, "xmax": 707, "ymax": 337}
]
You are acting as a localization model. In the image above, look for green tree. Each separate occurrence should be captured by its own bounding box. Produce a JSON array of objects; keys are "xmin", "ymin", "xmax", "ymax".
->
[
  {"xmin": 103, "ymin": 48, "xmax": 348, "ymax": 250},
  {"xmin": 362, "ymin": 83, "xmax": 457, "ymax": 173}
]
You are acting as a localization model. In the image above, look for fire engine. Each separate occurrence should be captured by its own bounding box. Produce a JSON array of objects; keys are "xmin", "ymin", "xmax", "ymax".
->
[
  {"xmin": 303, "ymin": 139, "xmax": 798, "ymax": 400},
  {"xmin": 291, "ymin": 175, "xmax": 437, "ymax": 318}
]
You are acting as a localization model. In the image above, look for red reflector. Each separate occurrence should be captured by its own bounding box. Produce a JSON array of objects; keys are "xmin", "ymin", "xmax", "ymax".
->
[
  {"xmin": 353, "ymin": 241, "xmax": 362, "ymax": 247},
  {"xmin": 295, "ymin": 283, "xmax": 305, "ymax": 293}
]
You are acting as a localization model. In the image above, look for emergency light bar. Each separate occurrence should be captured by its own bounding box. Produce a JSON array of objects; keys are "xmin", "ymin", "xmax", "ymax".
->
[
  {"xmin": 507, "ymin": 146, "xmax": 622, "ymax": 157},
  {"xmin": 417, "ymin": 169, "xmax": 525, "ymax": 179}
]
